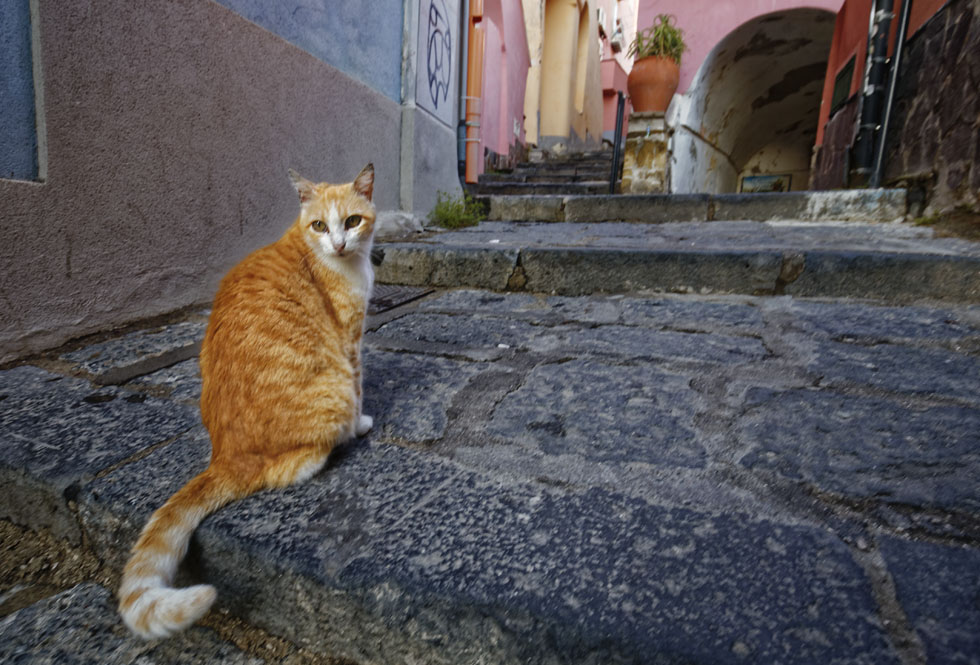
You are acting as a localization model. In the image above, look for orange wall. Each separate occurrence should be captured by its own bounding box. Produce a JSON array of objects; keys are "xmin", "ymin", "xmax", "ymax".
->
[{"xmin": 815, "ymin": 0, "xmax": 949, "ymax": 146}]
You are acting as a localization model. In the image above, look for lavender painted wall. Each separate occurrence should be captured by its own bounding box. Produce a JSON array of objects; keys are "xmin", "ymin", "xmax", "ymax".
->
[
  {"xmin": 0, "ymin": 0, "xmax": 403, "ymax": 362},
  {"xmin": 0, "ymin": 0, "xmax": 38, "ymax": 180},
  {"xmin": 212, "ymin": 0, "xmax": 405, "ymax": 101}
]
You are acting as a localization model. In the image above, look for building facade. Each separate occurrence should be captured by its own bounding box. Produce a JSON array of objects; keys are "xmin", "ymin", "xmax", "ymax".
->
[
  {"xmin": 634, "ymin": 0, "xmax": 844, "ymax": 194},
  {"xmin": 0, "ymin": 0, "xmax": 464, "ymax": 363},
  {"xmin": 523, "ymin": 0, "xmax": 608, "ymax": 151},
  {"xmin": 812, "ymin": 0, "xmax": 979, "ymax": 215}
]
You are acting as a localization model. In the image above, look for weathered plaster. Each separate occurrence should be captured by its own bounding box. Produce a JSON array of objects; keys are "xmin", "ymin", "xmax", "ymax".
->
[
  {"xmin": 0, "ymin": 0, "xmax": 404, "ymax": 362},
  {"xmin": 668, "ymin": 8, "xmax": 835, "ymax": 193}
]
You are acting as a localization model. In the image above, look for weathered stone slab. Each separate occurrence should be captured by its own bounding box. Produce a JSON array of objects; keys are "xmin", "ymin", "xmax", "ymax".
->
[
  {"xmin": 487, "ymin": 194, "xmax": 566, "ymax": 222},
  {"xmin": 878, "ymin": 537, "xmax": 980, "ymax": 665},
  {"xmin": 234, "ymin": 443, "xmax": 898, "ymax": 663},
  {"xmin": 419, "ymin": 289, "xmax": 768, "ymax": 332},
  {"xmin": 361, "ymin": 349, "xmax": 488, "ymax": 442},
  {"xmin": 786, "ymin": 251, "xmax": 980, "ymax": 303},
  {"xmin": 374, "ymin": 311, "xmax": 546, "ymax": 351},
  {"xmin": 618, "ymin": 297, "xmax": 765, "ymax": 331},
  {"xmin": 552, "ymin": 325, "xmax": 769, "ymax": 364},
  {"xmin": 788, "ymin": 300, "xmax": 980, "ymax": 343},
  {"xmin": 376, "ymin": 311, "xmax": 767, "ymax": 365},
  {"xmin": 520, "ymin": 247, "xmax": 783, "ymax": 296},
  {"xmin": 82, "ymin": 433, "xmax": 898, "ymax": 663},
  {"xmin": 420, "ymin": 289, "xmax": 627, "ymax": 325},
  {"xmin": 488, "ymin": 358, "xmax": 706, "ymax": 467},
  {"xmin": 0, "ymin": 582, "xmax": 262, "ymax": 664},
  {"xmin": 125, "ymin": 357, "xmax": 202, "ymax": 403},
  {"xmin": 563, "ymin": 194, "xmax": 711, "ymax": 223},
  {"xmin": 0, "ymin": 365, "xmax": 197, "ymax": 541},
  {"xmin": 375, "ymin": 244, "xmax": 518, "ymax": 290},
  {"xmin": 811, "ymin": 339, "xmax": 980, "ymax": 405},
  {"xmin": 737, "ymin": 388, "xmax": 980, "ymax": 512},
  {"xmin": 60, "ymin": 320, "xmax": 206, "ymax": 384},
  {"xmin": 712, "ymin": 189, "xmax": 907, "ymax": 223},
  {"xmin": 78, "ymin": 426, "xmax": 211, "ymax": 572}
]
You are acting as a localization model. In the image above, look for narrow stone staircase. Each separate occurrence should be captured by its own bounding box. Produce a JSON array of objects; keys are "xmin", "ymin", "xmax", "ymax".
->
[{"xmin": 467, "ymin": 149, "xmax": 616, "ymax": 196}]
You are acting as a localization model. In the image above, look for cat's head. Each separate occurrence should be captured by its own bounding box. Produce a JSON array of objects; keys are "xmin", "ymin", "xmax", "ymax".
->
[{"xmin": 288, "ymin": 164, "xmax": 376, "ymax": 260}]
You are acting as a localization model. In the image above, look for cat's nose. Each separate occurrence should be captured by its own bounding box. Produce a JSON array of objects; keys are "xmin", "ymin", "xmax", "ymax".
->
[{"xmin": 332, "ymin": 240, "xmax": 346, "ymax": 253}]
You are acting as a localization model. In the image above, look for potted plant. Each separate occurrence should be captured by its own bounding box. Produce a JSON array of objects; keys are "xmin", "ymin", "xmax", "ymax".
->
[{"xmin": 627, "ymin": 14, "xmax": 687, "ymax": 112}]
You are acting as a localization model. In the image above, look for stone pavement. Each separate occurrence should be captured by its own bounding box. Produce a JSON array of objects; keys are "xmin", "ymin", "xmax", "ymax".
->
[{"xmin": 2, "ymin": 283, "xmax": 979, "ymax": 664}]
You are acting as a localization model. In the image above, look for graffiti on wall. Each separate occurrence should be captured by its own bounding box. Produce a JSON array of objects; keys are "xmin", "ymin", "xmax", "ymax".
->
[
  {"xmin": 416, "ymin": 0, "xmax": 457, "ymax": 126},
  {"xmin": 426, "ymin": 0, "xmax": 452, "ymax": 110}
]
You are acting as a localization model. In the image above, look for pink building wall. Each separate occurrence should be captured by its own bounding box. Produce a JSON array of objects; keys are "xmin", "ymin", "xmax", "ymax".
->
[
  {"xmin": 598, "ymin": 0, "xmax": 638, "ymax": 138},
  {"xmin": 480, "ymin": 0, "xmax": 531, "ymax": 172},
  {"xmin": 636, "ymin": 0, "xmax": 844, "ymax": 94}
]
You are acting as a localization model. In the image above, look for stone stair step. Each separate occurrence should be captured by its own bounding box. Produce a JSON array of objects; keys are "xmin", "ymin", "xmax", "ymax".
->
[
  {"xmin": 478, "ymin": 171, "xmax": 611, "ymax": 185},
  {"xmin": 467, "ymin": 182, "xmax": 610, "ymax": 196},
  {"xmin": 487, "ymin": 190, "xmax": 909, "ymax": 224},
  {"xmin": 376, "ymin": 220, "xmax": 980, "ymax": 302}
]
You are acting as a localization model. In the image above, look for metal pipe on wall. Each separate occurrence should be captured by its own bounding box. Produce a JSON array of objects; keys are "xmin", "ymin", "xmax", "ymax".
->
[
  {"xmin": 458, "ymin": 0, "xmax": 470, "ymax": 176},
  {"xmin": 871, "ymin": 0, "xmax": 913, "ymax": 188},
  {"xmin": 853, "ymin": 0, "xmax": 895, "ymax": 179},
  {"xmin": 464, "ymin": 0, "xmax": 485, "ymax": 184}
]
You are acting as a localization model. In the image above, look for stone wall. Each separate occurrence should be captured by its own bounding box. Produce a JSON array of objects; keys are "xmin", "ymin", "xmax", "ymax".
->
[
  {"xmin": 811, "ymin": 97, "xmax": 859, "ymax": 191},
  {"xmin": 882, "ymin": 0, "xmax": 980, "ymax": 213}
]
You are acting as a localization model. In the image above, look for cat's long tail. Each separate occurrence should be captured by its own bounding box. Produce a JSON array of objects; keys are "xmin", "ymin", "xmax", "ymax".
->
[{"xmin": 118, "ymin": 467, "xmax": 254, "ymax": 639}]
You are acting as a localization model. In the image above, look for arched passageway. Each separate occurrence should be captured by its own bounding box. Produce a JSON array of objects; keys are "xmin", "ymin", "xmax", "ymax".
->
[{"xmin": 669, "ymin": 8, "xmax": 837, "ymax": 193}]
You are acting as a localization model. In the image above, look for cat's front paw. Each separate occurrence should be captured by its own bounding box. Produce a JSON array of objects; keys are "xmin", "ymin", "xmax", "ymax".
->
[{"xmin": 356, "ymin": 414, "xmax": 374, "ymax": 437}]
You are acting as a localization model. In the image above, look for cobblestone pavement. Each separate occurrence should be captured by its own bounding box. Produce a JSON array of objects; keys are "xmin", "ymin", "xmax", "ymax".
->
[{"xmin": 2, "ymin": 289, "xmax": 979, "ymax": 664}]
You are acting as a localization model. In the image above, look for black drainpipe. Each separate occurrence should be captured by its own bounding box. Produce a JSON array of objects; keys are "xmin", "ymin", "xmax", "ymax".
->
[
  {"xmin": 853, "ymin": 0, "xmax": 894, "ymax": 182},
  {"xmin": 871, "ymin": 0, "xmax": 913, "ymax": 188},
  {"xmin": 609, "ymin": 92, "xmax": 625, "ymax": 195}
]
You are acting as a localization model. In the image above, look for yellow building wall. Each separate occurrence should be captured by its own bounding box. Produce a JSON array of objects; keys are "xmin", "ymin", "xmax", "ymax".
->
[{"xmin": 523, "ymin": 0, "xmax": 605, "ymax": 150}]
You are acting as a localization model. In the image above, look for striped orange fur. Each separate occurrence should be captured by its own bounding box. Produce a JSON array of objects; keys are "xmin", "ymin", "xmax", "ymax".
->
[{"xmin": 119, "ymin": 165, "xmax": 377, "ymax": 639}]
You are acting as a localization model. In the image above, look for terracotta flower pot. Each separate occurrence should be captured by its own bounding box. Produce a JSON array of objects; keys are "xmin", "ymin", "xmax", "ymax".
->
[{"xmin": 627, "ymin": 56, "xmax": 680, "ymax": 112}]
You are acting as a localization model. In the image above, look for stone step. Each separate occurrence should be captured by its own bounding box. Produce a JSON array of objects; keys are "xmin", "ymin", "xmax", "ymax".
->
[
  {"xmin": 467, "ymin": 181, "xmax": 610, "ymax": 196},
  {"xmin": 376, "ymin": 220, "xmax": 980, "ymax": 302},
  {"xmin": 517, "ymin": 155, "xmax": 612, "ymax": 168},
  {"xmin": 487, "ymin": 189, "xmax": 909, "ymax": 224},
  {"xmin": 478, "ymin": 170, "xmax": 612, "ymax": 185}
]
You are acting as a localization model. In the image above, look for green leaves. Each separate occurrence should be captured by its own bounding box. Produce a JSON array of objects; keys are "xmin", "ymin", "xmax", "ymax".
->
[{"xmin": 628, "ymin": 14, "xmax": 687, "ymax": 64}]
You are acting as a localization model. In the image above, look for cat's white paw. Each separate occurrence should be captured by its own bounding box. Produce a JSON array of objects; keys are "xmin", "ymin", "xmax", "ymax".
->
[{"xmin": 356, "ymin": 414, "xmax": 373, "ymax": 436}]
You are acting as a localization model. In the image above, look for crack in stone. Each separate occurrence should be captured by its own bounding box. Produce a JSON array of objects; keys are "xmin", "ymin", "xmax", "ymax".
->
[
  {"xmin": 849, "ymin": 545, "xmax": 929, "ymax": 665},
  {"xmin": 506, "ymin": 252, "xmax": 528, "ymax": 291},
  {"xmin": 773, "ymin": 252, "xmax": 806, "ymax": 295}
]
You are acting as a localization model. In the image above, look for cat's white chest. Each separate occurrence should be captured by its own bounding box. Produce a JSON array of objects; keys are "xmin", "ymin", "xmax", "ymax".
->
[{"xmin": 323, "ymin": 252, "xmax": 374, "ymax": 305}]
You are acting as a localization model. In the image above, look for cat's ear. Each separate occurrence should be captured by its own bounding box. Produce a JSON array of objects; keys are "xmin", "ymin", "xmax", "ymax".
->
[
  {"xmin": 353, "ymin": 163, "xmax": 374, "ymax": 201},
  {"xmin": 288, "ymin": 169, "xmax": 315, "ymax": 203}
]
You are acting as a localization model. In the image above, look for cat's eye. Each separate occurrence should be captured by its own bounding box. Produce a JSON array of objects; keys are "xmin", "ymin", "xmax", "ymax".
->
[
  {"xmin": 311, "ymin": 220, "xmax": 326, "ymax": 233},
  {"xmin": 344, "ymin": 215, "xmax": 362, "ymax": 230}
]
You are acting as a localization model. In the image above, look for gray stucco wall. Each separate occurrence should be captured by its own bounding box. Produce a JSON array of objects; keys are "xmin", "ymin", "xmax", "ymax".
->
[
  {"xmin": 0, "ymin": 0, "xmax": 404, "ymax": 362},
  {"xmin": 0, "ymin": 0, "xmax": 38, "ymax": 180}
]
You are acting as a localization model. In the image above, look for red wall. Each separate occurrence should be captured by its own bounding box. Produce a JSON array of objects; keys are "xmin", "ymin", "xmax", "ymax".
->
[{"xmin": 815, "ymin": 0, "xmax": 948, "ymax": 146}]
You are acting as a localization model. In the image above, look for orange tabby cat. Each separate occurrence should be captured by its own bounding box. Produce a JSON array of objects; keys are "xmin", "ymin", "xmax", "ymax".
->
[{"xmin": 118, "ymin": 165, "xmax": 377, "ymax": 639}]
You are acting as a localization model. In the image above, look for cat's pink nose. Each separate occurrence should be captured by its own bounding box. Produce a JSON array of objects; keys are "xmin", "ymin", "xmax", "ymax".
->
[{"xmin": 333, "ymin": 240, "xmax": 346, "ymax": 253}]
